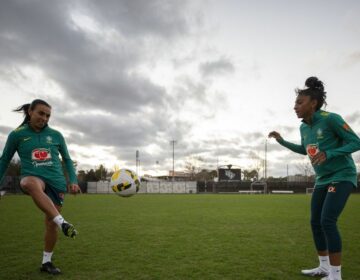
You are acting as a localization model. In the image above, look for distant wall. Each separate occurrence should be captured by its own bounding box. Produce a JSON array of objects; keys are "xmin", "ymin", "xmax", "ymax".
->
[{"xmin": 86, "ymin": 181, "xmax": 197, "ymax": 194}]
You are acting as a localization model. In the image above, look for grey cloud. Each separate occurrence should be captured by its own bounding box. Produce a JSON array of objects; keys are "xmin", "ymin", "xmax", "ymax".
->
[
  {"xmin": 0, "ymin": 0, "xmax": 193, "ymax": 113},
  {"xmin": 0, "ymin": 0, "xmax": 198, "ymax": 144},
  {"xmin": 345, "ymin": 111, "xmax": 360, "ymax": 124},
  {"xmin": 199, "ymin": 57, "xmax": 235, "ymax": 77},
  {"xmin": 0, "ymin": 125, "xmax": 14, "ymax": 149},
  {"xmin": 0, "ymin": 125, "xmax": 12, "ymax": 135},
  {"xmin": 341, "ymin": 51, "xmax": 360, "ymax": 68},
  {"xmin": 81, "ymin": 0, "xmax": 192, "ymax": 39},
  {"xmin": 0, "ymin": 0, "xmax": 268, "ymax": 173}
]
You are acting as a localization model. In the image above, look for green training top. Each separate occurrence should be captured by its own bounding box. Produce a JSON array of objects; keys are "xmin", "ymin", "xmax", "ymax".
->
[
  {"xmin": 277, "ymin": 110, "xmax": 360, "ymax": 187},
  {"xmin": 0, "ymin": 124, "xmax": 77, "ymax": 191}
]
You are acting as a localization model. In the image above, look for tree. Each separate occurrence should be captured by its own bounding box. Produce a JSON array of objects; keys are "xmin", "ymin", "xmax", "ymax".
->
[
  {"xmin": 5, "ymin": 159, "xmax": 21, "ymax": 176},
  {"xmin": 195, "ymin": 169, "xmax": 217, "ymax": 181},
  {"xmin": 184, "ymin": 156, "xmax": 205, "ymax": 180},
  {"xmin": 76, "ymin": 164, "xmax": 109, "ymax": 182},
  {"xmin": 85, "ymin": 169, "xmax": 97, "ymax": 182},
  {"xmin": 77, "ymin": 170, "xmax": 86, "ymax": 182},
  {"xmin": 95, "ymin": 164, "xmax": 108, "ymax": 181},
  {"xmin": 296, "ymin": 160, "xmax": 314, "ymax": 181},
  {"xmin": 243, "ymin": 169, "xmax": 259, "ymax": 181},
  {"xmin": 248, "ymin": 151, "xmax": 263, "ymax": 179}
]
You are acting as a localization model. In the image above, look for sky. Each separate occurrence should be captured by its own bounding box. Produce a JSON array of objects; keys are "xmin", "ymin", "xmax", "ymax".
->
[{"xmin": 0, "ymin": 0, "xmax": 360, "ymax": 178}]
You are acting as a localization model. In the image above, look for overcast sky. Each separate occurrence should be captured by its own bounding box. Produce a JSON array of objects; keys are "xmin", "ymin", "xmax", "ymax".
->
[{"xmin": 1, "ymin": 0, "xmax": 360, "ymax": 177}]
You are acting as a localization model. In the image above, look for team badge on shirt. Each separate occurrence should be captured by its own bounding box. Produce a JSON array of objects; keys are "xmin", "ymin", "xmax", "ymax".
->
[
  {"xmin": 306, "ymin": 144, "xmax": 319, "ymax": 158},
  {"xmin": 32, "ymin": 148, "xmax": 52, "ymax": 161},
  {"xmin": 46, "ymin": 136, "xmax": 53, "ymax": 143},
  {"xmin": 316, "ymin": 128, "xmax": 323, "ymax": 139},
  {"xmin": 31, "ymin": 148, "xmax": 53, "ymax": 167}
]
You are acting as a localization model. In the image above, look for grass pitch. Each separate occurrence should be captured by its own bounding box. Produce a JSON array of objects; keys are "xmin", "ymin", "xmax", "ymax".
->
[{"xmin": 0, "ymin": 194, "xmax": 359, "ymax": 280}]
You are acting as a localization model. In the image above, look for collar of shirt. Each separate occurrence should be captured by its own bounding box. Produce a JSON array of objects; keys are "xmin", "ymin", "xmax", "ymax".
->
[
  {"xmin": 24, "ymin": 123, "xmax": 49, "ymax": 132},
  {"xmin": 301, "ymin": 110, "xmax": 323, "ymax": 126}
]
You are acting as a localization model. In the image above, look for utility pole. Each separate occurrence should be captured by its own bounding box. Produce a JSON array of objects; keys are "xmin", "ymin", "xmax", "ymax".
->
[
  {"xmin": 264, "ymin": 139, "xmax": 267, "ymax": 180},
  {"xmin": 286, "ymin": 164, "xmax": 289, "ymax": 186},
  {"xmin": 136, "ymin": 150, "xmax": 140, "ymax": 175},
  {"xmin": 170, "ymin": 140, "xmax": 176, "ymax": 182}
]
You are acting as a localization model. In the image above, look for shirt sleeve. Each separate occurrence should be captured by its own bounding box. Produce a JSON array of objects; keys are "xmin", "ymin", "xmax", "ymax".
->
[
  {"xmin": 58, "ymin": 132, "xmax": 78, "ymax": 184},
  {"xmin": 277, "ymin": 137, "xmax": 307, "ymax": 155},
  {"xmin": 325, "ymin": 113, "xmax": 360, "ymax": 159},
  {"xmin": 0, "ymin": 131, "xmax": 18, "ymax": 184}
]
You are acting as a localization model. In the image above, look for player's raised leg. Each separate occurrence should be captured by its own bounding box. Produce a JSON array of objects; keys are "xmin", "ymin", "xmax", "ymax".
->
[{"xmin": 20, "ymin": 176, "xmax": 77, "ymax": 238}]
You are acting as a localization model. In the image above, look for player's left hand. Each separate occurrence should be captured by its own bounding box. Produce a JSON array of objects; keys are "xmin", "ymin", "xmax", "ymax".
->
[
  {"xmin": 68, "ymin": 184, "xmax": 82, "ymax": 195},
  {"xmin": 311, "ymin": 151, "xmax": 327, "ymax": 165}
]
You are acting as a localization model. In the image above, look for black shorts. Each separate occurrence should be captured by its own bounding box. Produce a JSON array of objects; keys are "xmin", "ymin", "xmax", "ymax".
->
[
  {"xmin": 44, "ymin": 182, "xmax": 65, "ymax": 207},
  {"xmin": 21, "ymin": 177, "xmax": 65, "ymax": 207}
]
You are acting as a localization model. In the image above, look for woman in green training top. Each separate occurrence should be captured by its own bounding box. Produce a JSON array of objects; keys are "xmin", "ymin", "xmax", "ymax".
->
[
  {"xmin": 269, "ymin": 77, "xmax": 360, "ymax": 280},
  {"xmin": 0, "ymin": 99, "xmax": 81, "ymax": 275}
]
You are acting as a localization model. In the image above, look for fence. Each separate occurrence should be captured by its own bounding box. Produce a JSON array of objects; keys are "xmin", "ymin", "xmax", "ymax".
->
[
  {"xmin": 87, "ymin": 180, "xmax": 197, "ymax": 194},
  {"xmin": 2, "ymin": 176, "xmax": 360, "ymax": 195},
  {"xmin": 197, "ymin": 181, "xmax": 360, "ymax": 194}
]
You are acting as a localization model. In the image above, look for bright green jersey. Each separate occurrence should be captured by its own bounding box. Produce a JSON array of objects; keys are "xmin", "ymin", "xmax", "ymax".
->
[
  {"xmin": 277, "ymin": 110, "xmax": 360, "ymax": 187},
  {"xmin": 0, "ymin": 124, "xmax": 77, "ymax": 191}
]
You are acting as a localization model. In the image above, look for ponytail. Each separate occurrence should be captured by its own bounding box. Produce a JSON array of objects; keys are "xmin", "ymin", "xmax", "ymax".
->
[{"xmin": 13, "ymin": 99, "xmax": 51, "ymax": 127}]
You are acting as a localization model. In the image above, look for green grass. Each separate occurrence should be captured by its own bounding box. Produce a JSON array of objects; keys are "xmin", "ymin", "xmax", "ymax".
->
[{"xmin": 0, "ymin": 194, "xmax": 359, "ymax": 280}]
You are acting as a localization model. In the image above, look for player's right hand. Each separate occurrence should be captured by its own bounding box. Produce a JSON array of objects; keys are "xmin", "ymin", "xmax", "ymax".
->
[{"xmin": 268, "ymin": 131, "xmax": 282, "ymax": 140}]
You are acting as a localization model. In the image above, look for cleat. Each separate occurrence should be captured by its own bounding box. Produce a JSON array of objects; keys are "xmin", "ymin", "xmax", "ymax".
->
[
  {"xmin": 40, "ymin": 262, "xmax": 61, "ymax": 275},
  {"xmin": 61, "ymin": 222, "xmax": 78, "ymax": 238},
  {"xmin": 301, "ymin": 266, "xmax": 329, "ymax": 277}
]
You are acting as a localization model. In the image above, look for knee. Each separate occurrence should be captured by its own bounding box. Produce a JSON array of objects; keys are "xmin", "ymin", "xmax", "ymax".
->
[
  {"xmin": 310, "ymin": 217, "xmax": 322, "ymax": 231},
  {"xmin": 20, "ymin": 177, "xmax": 45, "ymax": 194},
  {"xmin": 320, "ymin": 216, "xmax": 337, "ymax": 233}
]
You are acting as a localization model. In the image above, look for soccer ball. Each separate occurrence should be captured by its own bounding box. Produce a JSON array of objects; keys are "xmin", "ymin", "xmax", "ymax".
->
[{"xmin": 110, "ymin": 169, "xmax": 141, "ymax": 197}]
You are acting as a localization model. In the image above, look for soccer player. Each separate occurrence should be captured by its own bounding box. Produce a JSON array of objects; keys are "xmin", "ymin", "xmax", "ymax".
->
[
  {"xmin": 268, "ymin": 77, "xmax": 360, "ymax": 280},
  {"xmin": 0, "ymin": 99, "xmax": 80, "ymax": 275}
]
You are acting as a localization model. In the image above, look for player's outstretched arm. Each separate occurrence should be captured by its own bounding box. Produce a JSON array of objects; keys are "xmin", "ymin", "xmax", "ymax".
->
[
  {"xmin": 268, "ymin": 130, "xmax": 306, "ymax": 155},
  {"xmin": 268, "ymin": 131, "xmax": 282, "ymax": 140}
]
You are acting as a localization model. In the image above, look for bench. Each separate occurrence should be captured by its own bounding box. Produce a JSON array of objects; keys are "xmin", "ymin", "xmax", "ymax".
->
[
  {"xmin": 238, "ymin": 190, "xmax": 263, "ymax": 194},
  {"xmin": 271, "ymin": 190, "xmax": 294, "ymax": 194}
]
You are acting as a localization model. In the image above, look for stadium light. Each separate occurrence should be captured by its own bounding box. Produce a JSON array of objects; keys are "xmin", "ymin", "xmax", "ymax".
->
[
  {"xmin": 264, "ymin": 139, "xmax": 267, "ymax": 180},
  {"xmin": 170, "ymin": 140, "xmax": 176, "ymax": 182},
  {"xmin": 136, "ymin": 150, "xmax": 140, "ymax": 175}
]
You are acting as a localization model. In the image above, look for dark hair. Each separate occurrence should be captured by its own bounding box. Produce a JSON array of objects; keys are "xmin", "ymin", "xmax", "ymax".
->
[
  {"xmin": 295, "ymin": 77, "xmax": 327, "ymax": 110},
  {"xmin": 13, "ymin": 99, "xmax": 51, "ymax": 126}
]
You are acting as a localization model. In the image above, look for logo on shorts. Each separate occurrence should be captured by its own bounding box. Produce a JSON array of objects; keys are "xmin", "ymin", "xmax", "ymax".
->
[
  {"xmin": 306, "ymin": 144, "xmax": 319, "ymax": 158},
  {"xmin": 32, "ymin": 148, "xmax": 52, "ymax": 161},
  {"xmin": 328, "ymin": 186, "xmax": 336, "ymax": 193}
]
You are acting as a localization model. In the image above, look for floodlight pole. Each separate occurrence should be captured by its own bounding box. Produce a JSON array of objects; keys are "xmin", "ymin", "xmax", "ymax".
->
[
  {"xmin": 136, "ymin": 150, "xmax": 140, "ymax": 175},
  {"xmin": 264, "ymin": 139, "xmax": 267, "ymax": 180},
  {"xmin": 170, "ymin": 140, "xmax": 176, "ymax": 182},
  {"xmin": 287, "ymin": 164, "xmax": 289, "ymax": 186}
]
